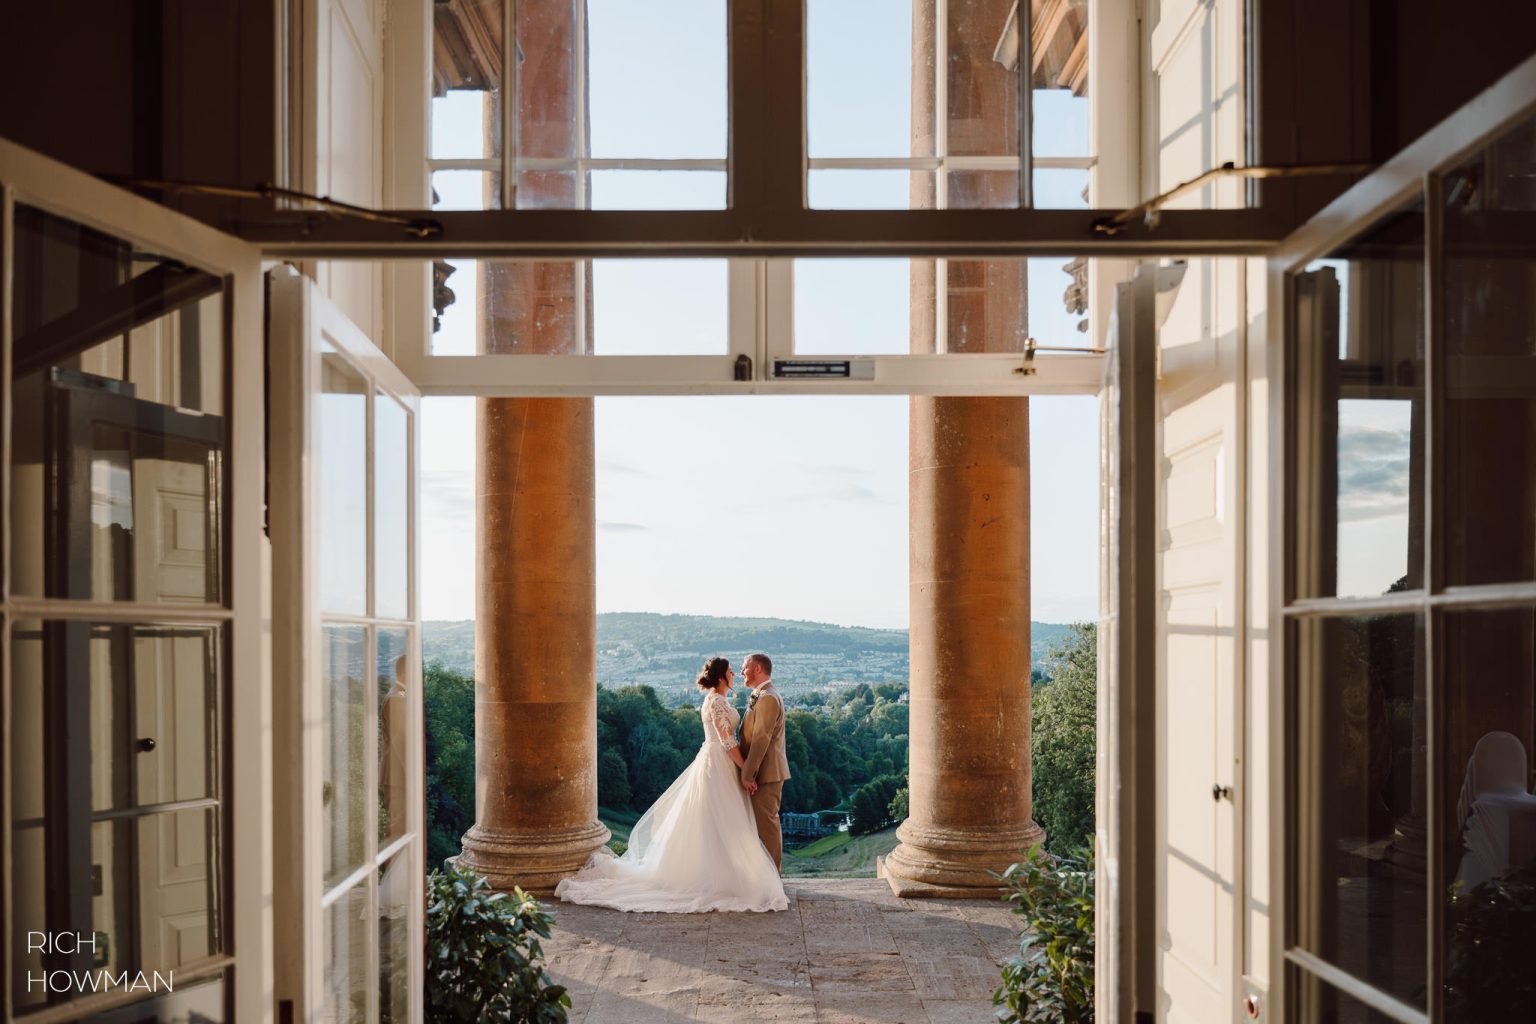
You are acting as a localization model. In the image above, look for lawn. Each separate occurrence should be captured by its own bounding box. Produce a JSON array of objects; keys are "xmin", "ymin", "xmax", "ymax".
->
[
  {"xmin": 599, "ymin": 806, "xmax": 641, "ymax": 844},
  {"xmin": 783, "ymin": 826, "xmax": 900, "ymax": 878}
]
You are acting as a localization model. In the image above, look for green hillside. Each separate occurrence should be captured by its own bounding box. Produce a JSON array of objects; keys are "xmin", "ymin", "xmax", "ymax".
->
[{"xmin": 423, "ymin": 613, "xmax": 1076, "ymax": 703}]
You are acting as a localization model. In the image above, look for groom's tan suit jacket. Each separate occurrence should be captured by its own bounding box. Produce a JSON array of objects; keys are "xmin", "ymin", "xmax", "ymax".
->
[{"xmin": 740, "ymin": 682, "xmax": 790, "ymax": 785}]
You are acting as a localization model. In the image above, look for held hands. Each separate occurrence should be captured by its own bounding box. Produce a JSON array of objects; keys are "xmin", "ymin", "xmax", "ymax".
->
[{"xmin": 742, "ymin": 778, "xmax": 759, "ymax": 795}]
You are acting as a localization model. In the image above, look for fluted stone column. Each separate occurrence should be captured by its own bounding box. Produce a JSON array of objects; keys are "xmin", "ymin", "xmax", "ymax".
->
[
  {"xmin": 458, "ymin": 396, "xmax": 609, "ymax": 891},
  {"xmin": 883, "ymin": 0, "xmax": 1044, "ymax": 895}
]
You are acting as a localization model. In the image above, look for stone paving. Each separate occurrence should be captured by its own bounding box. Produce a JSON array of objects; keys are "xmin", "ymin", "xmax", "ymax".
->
[{"xmin": 542, "ymin": 878, "xmax": 1021, "ymax": 1024}]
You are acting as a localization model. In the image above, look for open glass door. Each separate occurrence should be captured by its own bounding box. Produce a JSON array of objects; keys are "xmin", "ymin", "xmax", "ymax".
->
[
  {"xmin": 269, "ymin": 271, "xmax": 423, "ymax": 1024},
  {"xmin": 2, "ymin": 141, "xmax": 267, "ymax": 1022},
  {"xmin": 1272, "ymin": 58, "xmax": 1536, "ymax": 1024}
]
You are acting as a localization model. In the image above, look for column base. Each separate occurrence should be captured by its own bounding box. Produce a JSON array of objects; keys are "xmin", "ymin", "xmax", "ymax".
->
[
  {"xmin": 882, "ymin": 819, "xmax": 1046, "ymax": 897},
  {"xmin": 456, "ymin": 820, "xmax": 611, "ymax": 894}
]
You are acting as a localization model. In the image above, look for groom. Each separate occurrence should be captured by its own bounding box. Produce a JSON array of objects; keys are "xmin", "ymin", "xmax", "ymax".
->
[{"xmin": 738, "ymin": 652, "xmax": 790, "ymax": 872}]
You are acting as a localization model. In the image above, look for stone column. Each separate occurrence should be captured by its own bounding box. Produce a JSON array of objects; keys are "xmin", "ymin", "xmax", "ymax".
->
[
  {"xmin": 883, "ymin": 0, "xmax": 1044, "ymax": 895},
  {"xmin": 458, "ymin": 394, "xmax": 608, "ymax": 892},
  {"xmin": 457, "ymin": 0, "xmax": 608, "ymax": 891}
]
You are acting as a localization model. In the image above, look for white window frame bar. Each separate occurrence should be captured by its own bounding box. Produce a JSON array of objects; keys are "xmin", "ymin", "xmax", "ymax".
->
[
  {"xmin": 0, "ymin": 138, "xmax": 269, "ymax": 1024},
  {"xmin": 1267, "ymin": 52, "xmax": 1536, "ymax": 1024}
]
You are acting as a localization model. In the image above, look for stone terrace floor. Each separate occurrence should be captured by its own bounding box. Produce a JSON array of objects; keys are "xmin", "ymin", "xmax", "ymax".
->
[{"xmin": 542, "ymin": 878, "xmax": 1020, "ymax": 1024}]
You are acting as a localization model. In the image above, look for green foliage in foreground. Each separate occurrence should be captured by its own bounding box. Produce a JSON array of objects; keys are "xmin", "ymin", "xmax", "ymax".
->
[
  {"xmin": 426, "ymin": 865, "xmax": 570, "ymax": 1024},
  {"xmin": 1031, "ymin": 624, "xmax": 1097, "ymax": 853},
  {"xmin": 424, "ymin": 663, "xmax": 476, "ymax": 870},
  {"xmin": 994, "ymin": 846, "xmax": 1095, "ymax": 1024},
  {"xmin": 1445, "ymin": 863, "xmax": 1536, "ymax": 1018}
]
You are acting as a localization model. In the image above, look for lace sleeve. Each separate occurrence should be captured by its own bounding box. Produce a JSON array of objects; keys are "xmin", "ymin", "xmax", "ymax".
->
[{"xmin": 707, "ymin": 696, "xmax": 739, "ymax": 750}]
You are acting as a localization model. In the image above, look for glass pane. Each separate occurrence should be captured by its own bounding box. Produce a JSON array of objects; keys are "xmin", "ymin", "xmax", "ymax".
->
[
  {"xmin": 808, "ymin": 169, "xmax": 923, "ymax": 211},
  {"xmin": 11, "ymin": 205, "xmax": 226, "ymax": 603},
  {"xmin": 320, "ymin": 346, "xmax": 369, "ymax": 615},
  {"xmin": 431, "ymin": 260, "xmax": 729, "ymax": 355},
  {"xmin": 432, "ymin": 258, "xmax": 479, "ymax": 355},
  {"xmin": 432, "ymin": 0, "xmax": 500, "ymax": 158},
  {"xmin": 1292, "ymin": 614, "xmax": 1426, "ymax": 1007},
  {"xmin": 9, "ymin": 621, "xmax": 218, "ymax": 814},
  {"xmin": 1292, "ymin": 200, "xmax": 1425, "ymax": 599},
  {"xmin": 375, "ymin": 393, "xmax": 411, "ymax": 621},
  {"xmin": 432, "ymin": 169, "xmax": 496, "ymax": 211},
  {"xmin": 587, "ymin": 0, "xmax": 726, "ymax": 159},
  {"xmin": 1033, "ymin": 167, "xmax": 1090, "ymax": 209},
  {"xmin": 1291, "ymin": 967, "xmax": 1413, "ymax": 1024},
  {"xmin": 324, "ymin": 625, "xmax": 369, "ymax": 889},
  {"xmin": 795, "ymin": 259, "xmax": 913, "ymax": 354},
  {"xmin": 1442, "ymin": 111, "xmax": 1536, "ymax": 586},
  {"xmin": 1442, "ymin": 607, "xmax": 1536, "ymax": 1019},
  {"xmin": 795, "ymin": 258, "xmax": 1068, "ymax": 354},
  {"xmin": 807, "ymin": 0, "xmax": 914, "ymax": 159},
  {"xmin": 324, "ymin": 885, "xmax": 370, "ymax": 1024},
  {"xmin": 588, "ymin": 170, "xmax": 726, "ymax": 211},
  {"xmin": 379, "ymin": 849, "xmax": 412, "ymax": 1024},
  {"xmin": 1034, "ymin": 88, "xmax": 1091, "ymax": 158},
  {"xmin": 378, "ymin": 628, "xmax": 413, "ymax": 845},
  {"xmin": 591, "ymin": 260, "xmax": 727, "ymax": 354}
]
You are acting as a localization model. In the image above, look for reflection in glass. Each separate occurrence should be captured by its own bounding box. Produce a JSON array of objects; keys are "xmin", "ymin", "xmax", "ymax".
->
[
  {"xmin": 430, "ymin": 3, "xmax": 499, "ymax": 159},
  {"xmin": 324, "ymin": 626, "xmax": 369, "ymax": 889},
  {"xmin": 1292, "ymin": 201, "xmax": 1424, "ymax": 599},
  {"xmin": 379, "ymin": 850, "xmax": 412, "ymax": 1024},
  {"xmin": 377, "ymin": 629, "xmax": 412, "ymax": 845},
  {"xmin": 1443, "ymin": 112, "xmax": 1536, "ymax": 586},
  {"xmin": 1293, "ymin": 614, "xmax": 1425, "ymax": 1007},
  {"xmin": 321, "ymin": 347, "xmax": 369, "ymax": 616},
  {"xmin": 1442, "ymin": 608, "xmax": 1536, "ymax": 1018},
  {"xmin": 324, "ymin": 886, "xmax": 370, "ymax": 1024},
  {"xmin": 10, "ymin": 206, "xmax": 226, "ymax": 603},
  {"xmin": 375, "ymin": 394, "xmax": 411, "ymax": 621},
  {"xmin": 1291, "ymin": 967, "xmax": 1411, "ymax": 1024}
]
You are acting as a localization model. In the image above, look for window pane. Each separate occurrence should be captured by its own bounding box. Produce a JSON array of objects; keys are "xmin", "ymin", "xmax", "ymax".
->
[
  {"xmin": 1290, "ymin": 966, "xmax": 1416, "ymax": 1024},
  {"xmin": 431, "ymin": 260, "xmax": 729, "ymax": 356},
  {"xmin": 324, "ymin": 625, "xmax": 369, "ymax": 888},
  {"xmin": 324, "ymin": 885, "xmax": 370, "ymax": 1024},
  {"xmin": 807, "ymin": 0, "xmax": 913, "ymax": 159},
  {"xmin": 9, "ymin": 621, "xmax": 218, "ymax": 814},
  {"xmin": 378, "ymin": 628, "xmax": 413, "ymax": 846},
  {"xmin": 808, "ymin": 169, "xmax": 924, "ymax": 211},
  {"xmin": 432, "ymin": 0, "xmax": 500, "ymax": 158},
  {"xmin": 1033, "ymin": 167, "xmax": 1090, "ymax": 209},
  {"xmin": 375, "ymin": 393, "xmax": 411, "ymax": 621},
  {"xmin": 379, "ymin": 849, "xmax": 412, "ymax": 1024},
  {"xmin": 1291, "ymin": 201, "xmax": 1425, "ymax": 599},
  {"xmin": 587, "ymin": 0, "xmax": 726, "ymax": 159},
  {"xmin": 1292, "ymin": 614, "xmax": 1426, "ymax": 1007},
  {"xmin": 320, "ymin": 347, "xmax": 369, "ymax": 615},
  {"xmin": 432, "ymin": 169, "xmax": 496, "ymax": 211},
  {"xmin": 11, "ymin": 205, "xmax": 226, "ymax": 603},
  {"xmin": 1442, "ymin": 607, "xmax": 1536, "ymax": 1019},
  {"xmin": 795, "ymin": 258, "xmax": 1072, "ymax": 354},
  {"xmin": 588, "ymin": 170, "xmax": 725, "ymax": 211},
  {"xmin": 1443, "ymin": 111, "xmax": 1536, "ymax": 586}
]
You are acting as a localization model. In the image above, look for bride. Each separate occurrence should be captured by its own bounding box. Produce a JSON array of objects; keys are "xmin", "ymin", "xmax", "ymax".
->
[{"xmin": 555, "ymin": 657, "xmax": 788, "ymax": 913}]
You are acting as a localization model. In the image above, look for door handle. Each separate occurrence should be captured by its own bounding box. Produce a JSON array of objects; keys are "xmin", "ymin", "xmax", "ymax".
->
[
  {"xmin": 137, "ymin": 737, "xmax": 156, "ymax": 753},
  {"xmin": 1211, "ymin": 783, "xmax": 1232, "ymax": 802}
]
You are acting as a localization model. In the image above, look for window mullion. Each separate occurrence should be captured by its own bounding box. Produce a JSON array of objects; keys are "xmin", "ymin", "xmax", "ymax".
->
[
  {"xmin": 1422, "ymin": 167, "xmax": 1446, "ymax": 1024},
  {"xmin": 1017, "ymin": 0, "xmax": 1034, "ymax": 208},
  {"xmin": 500, "ymin": 0, "xmax": 518, "ymax": 210}
]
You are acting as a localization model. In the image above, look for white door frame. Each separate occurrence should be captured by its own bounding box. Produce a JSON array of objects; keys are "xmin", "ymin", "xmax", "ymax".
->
[{"xmin": 0, "ymin": 139, "xmax": 269, "ymax": 1024}]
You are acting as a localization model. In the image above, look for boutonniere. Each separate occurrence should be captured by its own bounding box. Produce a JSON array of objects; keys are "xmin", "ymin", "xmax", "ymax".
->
[{"xmin": 748, "ymin": 690, "xmax": 761, "ymax": 708}]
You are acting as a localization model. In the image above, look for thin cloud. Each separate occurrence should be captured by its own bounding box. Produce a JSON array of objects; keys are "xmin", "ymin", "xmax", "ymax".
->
[
  {"xmin": 1337, "ymin": 424, "xmax": 1411, "ymax": 522},
  {"xmin": 423, "ymin": 470, "xmax": 474, "ymax": 524},
  {"xmin": 599, "ymin": 459, "xmax": 648, "ymax": 476}
]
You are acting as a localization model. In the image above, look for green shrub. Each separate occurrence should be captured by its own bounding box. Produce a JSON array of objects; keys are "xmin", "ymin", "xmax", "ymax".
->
[
  {"xmin": 1445, "ymin": 863, "xmax": 1536, "ymax": 1018},
  {"xmin": 607, "ymin": 839, "xmax": 628, "ymax": 856},
  {"xmin": 994, "ymin": 845, "xmax": 1094, "ymax": 1024},
  {"xmin": 426, "ymin": 865, "xmax": 570, "ymax": 1023}
]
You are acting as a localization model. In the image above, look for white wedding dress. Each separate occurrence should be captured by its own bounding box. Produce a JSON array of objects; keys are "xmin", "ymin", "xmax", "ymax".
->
[{"xmin": 555, "ymin": 691, "xmax": 788, "ymax": 913}]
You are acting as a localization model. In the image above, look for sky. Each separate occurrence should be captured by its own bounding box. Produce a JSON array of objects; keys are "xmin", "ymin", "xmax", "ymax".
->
[{"xmin": 420, "ymin": 0, "xmax": 1101, "ymax": 629}]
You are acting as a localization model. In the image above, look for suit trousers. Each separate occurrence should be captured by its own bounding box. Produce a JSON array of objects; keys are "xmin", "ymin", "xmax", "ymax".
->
[{"xmin": 750, "ymin": 780, "xmax": 785, "ymax": 872}]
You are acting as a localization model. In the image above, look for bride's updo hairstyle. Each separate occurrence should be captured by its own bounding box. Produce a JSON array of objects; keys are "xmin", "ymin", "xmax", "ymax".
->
[{"xmin": 695, "ymin": 657, "xmax": 730, "ymax": 692}]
